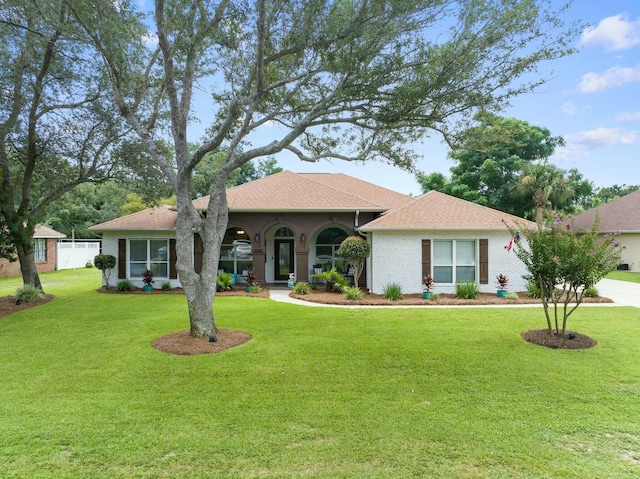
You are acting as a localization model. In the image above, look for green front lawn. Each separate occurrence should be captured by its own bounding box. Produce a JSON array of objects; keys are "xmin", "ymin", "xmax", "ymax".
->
[
  {"xmin": 1, "ymin": 269, "xmax": 639, "ymax": 478},
  {"xmin": 607, "ymin": 270, "xmax": 640, "ymax": 283}
]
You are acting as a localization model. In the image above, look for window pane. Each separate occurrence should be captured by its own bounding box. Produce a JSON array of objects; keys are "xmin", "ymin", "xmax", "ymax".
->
[
  {"xmin": 275, "ymin": 227, "xmax": 294, "ymax": 237},
  {"xmin": 130, "ymin": 263, "xmax": 147, "ymax": 277},
  {"xmin": 130, "ymin": 240, "xmax": 147, "ymax": 261},
  {"xmin": 456, "ymin": 266, "xmax": 476, "ymax": 282},
  {"xmin": 150, "ymin": 263, "xmax": 167, "ymax": 278},
  {"xmin": 150, "ymin": 240, "xmax": 167, "ymax": 261},
  {"xmin": 317, "ymin": 227, "xmax": 347, "ymax": 244},
  {"xmin": 433, "ymin": 241, "xmax": 452, "ymax": 264},
  {"xmin": 434, "ymin": 266, "xmax": 452, "ymax": 283},
  {"xmin": 457, "ymin": 241, "xmax": 475, "ymax": 264}
]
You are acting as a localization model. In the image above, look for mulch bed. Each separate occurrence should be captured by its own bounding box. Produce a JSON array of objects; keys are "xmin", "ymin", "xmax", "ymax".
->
[
  {"xmin": 0, "ymin": 294, "xmax": 55, "ymax": 321},
  {"xmin": 97, "ymin": 286, "xmax": 270, "ymax": 299},
  {"xmin": 521, "ymin": 329, "xmax": 597, "ymax": 349},
  {"xmin": 291, "ymin": 288, "xmax": 614, "ymax": 306},
  {"xmin": 152, "ymin": 329, "xmax": 253, "ymax": 355}
]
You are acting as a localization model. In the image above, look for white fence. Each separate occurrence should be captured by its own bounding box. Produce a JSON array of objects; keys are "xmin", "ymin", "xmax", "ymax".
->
[{"xmin": 57, "ymin": 241, "xmax": 101, "ymax": 270}]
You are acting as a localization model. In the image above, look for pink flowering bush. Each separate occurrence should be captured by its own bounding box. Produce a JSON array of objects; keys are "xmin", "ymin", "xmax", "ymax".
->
[{"xmin": 505, "ymin": 216, "xmax": 623, "ymax": 337}]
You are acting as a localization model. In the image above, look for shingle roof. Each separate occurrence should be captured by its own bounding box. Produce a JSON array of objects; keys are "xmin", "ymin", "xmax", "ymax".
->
[
  {"xmin": 89, "ymin": 204, "xmax": 177, "ymax": 231},
  {"xmin": 570, "ymin": 190, "xmax": 640, "ymax": 232},
  {"xmin": 34, "ymin": 225, "xmax": 66, "ymax": 238},
  {"xmin": 359, "ymin": 191, "xmax": 536, "ymax": 231},
  {"xmin": 192, "ymin": 170, "xmax": 412, "ymax": 212},
  {"xmin": 90, "ymin": 172, "xmax": 412, "ymax": 232}
]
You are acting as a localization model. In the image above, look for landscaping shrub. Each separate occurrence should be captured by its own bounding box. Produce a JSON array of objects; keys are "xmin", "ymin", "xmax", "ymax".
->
[
  {"xmin": 161, "ymin": 281, "xmax": 172, "ymax": 291},
  {"xmin": 342, "ymin": 286, "xmax": 363, "ymax": 300},
  {"xmin": 429, "ymin": 292, "xmax": 440, "ymax": 301},
  {"xmin": 15, "ymin": 285, "xmax": 43, "ymax": 303},
  {"xmin": 505, "ymin": 292, "xmax": 519, "ymax": 300},
  {"xmin": 383, "ymin": 283, "xmax": 402, "ymax": 301},
  {"xmin": 85, "ymin": 261, "xmax": 93, "ymax": 268},
  {"xmin": 583, "ymin": 286, "xmax": 599, "ymax": 298},
  {"xmin": 456, "ymin": 281, "xmax": 479, "ymax": 299},
  {"xmin": 116, "ymin": 279, "xmax": 133, "ymax": 292},
  {"xmin": 526, "ymin": 280, "xmax": 541, "ymax": 298},
  {"xmin": 292, "ymin": 282, "xmax": 310, "ymax": 294},
  {"xmin": 216, "ymin": 273, "xmax": 234, "ymax": 292},
  {"xmin": 94, "ymin": 254, "xmax": 116, "ymax": 287}
]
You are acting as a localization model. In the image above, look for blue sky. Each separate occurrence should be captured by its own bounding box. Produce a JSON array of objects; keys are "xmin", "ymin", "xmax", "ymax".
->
[
  {"xmin": 265, "ymin": 1, "xmax": 640, "ymax": 195},
  {"xmin": 185, "ymin": 1, "xmax": 640, "ymax": 196}
]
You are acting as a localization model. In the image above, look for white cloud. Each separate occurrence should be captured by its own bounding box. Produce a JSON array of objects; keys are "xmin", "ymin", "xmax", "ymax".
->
[
  {"xmin": 580, "ymin": 14, "xmax": 640, "ymax": 51},
  {"xmin": 561, "ymin": 102, "xmax": 578, "ymax": 116},
  {"xmin": 615, "ymin": 111, "xmax": 640, "ymax": 122},
  {"xmin": 553, "ymin": 127, "xmax": 638, "ymax": 161},
  {"xmin": 578, "ymin": 65, "xmax": 640, "ymax": 93}
]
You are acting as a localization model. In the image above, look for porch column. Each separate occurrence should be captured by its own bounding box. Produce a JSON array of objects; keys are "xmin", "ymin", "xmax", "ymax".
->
[
  {"xmin": 296, "ymin": 252, "xmax": 309, "ymax": 282},
  {"xmin": 252, "ymin": 251, "xmax": 266, "ymax": 284}
]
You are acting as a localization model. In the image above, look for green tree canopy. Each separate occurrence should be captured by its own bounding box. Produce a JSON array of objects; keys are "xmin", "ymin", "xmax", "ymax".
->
[{"xmin": 417, "ymin": 113, "xmax": 594, "ymax": 220}]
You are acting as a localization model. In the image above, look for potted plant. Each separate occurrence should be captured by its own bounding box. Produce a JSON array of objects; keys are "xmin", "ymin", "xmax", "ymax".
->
[
  {"xmin": 142, "ymin": 269, "xmax": 155, "ymax": 291},
  {"xmin": 496, "ymin": 273, "xmax": 509, "ymax": 297},
  {"xmin": 423, "ymin": 274, "xmax": 435, "ymax": 299},
  {"xmin": 243, "ymin": 268, "xmax": 259, "ymax": 292}
]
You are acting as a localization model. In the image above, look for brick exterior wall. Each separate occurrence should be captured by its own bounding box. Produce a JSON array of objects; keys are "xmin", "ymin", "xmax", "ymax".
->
[
  {"xmin": 0, "ymin": 238, "xmax": 59, "ymax": 278},
  {"xmin": 369, "ymin": 230, "xmax": 529, "ymax": 295}
]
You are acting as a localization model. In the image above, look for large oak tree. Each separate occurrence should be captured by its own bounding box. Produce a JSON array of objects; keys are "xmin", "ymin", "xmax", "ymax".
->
[
  {"xmin": 75, "ymin": 0, "xmax": 579, "ymax": 336},
  {"xmin": 0, "ymin": 0, "xmax": 130, "ymax": 288}
]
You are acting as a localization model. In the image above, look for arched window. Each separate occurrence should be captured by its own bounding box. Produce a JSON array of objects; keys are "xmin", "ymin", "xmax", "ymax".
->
[
  {"xmin": 314, "ymin": 227, "xmax": 349, "ymax": 274},
  {"xmin": 274, "ymin": 227, "xmax": 294, "ymax": 237},
  {"xmin": 219, "ymin": 227, "xmax": 252, "ymax": 276}
]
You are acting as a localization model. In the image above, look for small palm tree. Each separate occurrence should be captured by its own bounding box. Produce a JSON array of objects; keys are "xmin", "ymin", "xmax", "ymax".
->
[{"xmin": 512, "ymin": 161, "xmax": 575, "ymax": 225}]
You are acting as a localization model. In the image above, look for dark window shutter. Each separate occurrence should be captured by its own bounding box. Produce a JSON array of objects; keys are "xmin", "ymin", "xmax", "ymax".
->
[
  {"xmin": 479, "ymin": 239, "xmax": 488, "ymax": 284},
  {"xmin": 118, "ymin": 239, "xmax": 126, "ymax": 279},
  {"xmin": 169, "ymin": 239, "xmax": 177, "ymax": 279},
  {"xmin": 194, "ymin": 233, "xmax": 203, "ymax": 274},
  {"xmin": 422, "ymin": 239, "xmax": 431, "ymax": 279}
]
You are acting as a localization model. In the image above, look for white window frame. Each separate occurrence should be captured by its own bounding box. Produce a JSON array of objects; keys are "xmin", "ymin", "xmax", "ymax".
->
[
  {"xmin": 129, "ymin": 239, "xmax": 170, "ymax": 279},
  {"xmin": 432, "ymin": 239, "xmax": 477, "ymax": 284},
  {"xmin": 33, "ymin": 238, "xmax": 46, "ymax": 262}
]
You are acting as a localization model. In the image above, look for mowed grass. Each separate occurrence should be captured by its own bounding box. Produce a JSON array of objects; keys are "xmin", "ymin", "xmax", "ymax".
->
[
  {"xmin": 1, "ymin": 269, "xmax": 640, "ymax": 478},
  {"xmin": 607, "ymin": 271, "xmax": 640, "ymax": 283}
]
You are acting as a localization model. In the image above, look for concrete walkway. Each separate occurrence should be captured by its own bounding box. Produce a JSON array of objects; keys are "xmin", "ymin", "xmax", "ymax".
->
[
  {"xmin": 269, "ymin": 279, "xmax": 640, "ymax": 309},
  {"xmin": 595, "ymin": 278, "xmax": 640, "ymax": 308}
]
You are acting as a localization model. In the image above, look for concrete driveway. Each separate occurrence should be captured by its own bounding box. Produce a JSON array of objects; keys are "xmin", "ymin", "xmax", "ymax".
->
[{"xmin": 597, "ymin": 278, "xmax": 640, "ymax": 308}]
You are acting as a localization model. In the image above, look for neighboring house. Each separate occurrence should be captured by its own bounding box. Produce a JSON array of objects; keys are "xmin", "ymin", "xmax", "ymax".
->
[
  {"xmin": 570, "ymin": 190, "xmax": 640, "ymax": 272},
  {"xmin": 0, "ymin": 225, "xmax": 67, "ymax": 278},
  {"xmin": 89, "ymin": 171, "xmax": 533, "ymax": 293}
]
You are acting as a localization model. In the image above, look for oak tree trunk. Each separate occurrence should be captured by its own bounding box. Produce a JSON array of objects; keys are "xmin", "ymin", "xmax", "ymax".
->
[{"xmin": 15, "ymin": 242, "xmax": 42, "ymax": 291}]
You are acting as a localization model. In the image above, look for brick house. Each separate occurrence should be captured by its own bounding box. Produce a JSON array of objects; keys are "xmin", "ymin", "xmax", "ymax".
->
[
  {"xmin": 0, "ymin": 225, "xmax": 66, "ymax": 278},
  {"xmin": 89, "ymin": 171, "xmax": 533, "ymax": 294}
]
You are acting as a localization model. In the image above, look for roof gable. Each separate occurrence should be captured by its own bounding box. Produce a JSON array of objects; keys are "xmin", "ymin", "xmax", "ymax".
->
[
  {"xmin": 570, "ymin": 190, "xmax": 640, "ymax": 232},
  {"xmin": 360, "ymin": 191, "xmax": 535, "ymax": 231},
  {"xmin": 192, "ymin": 170, "xmax": 411, "ymax": 211},
  {"xmin": 34, "ymin": 225, "xmax": 66, "ymax": 238},
  {"xmin": 89, "ymin": 205, "xmax": 177, "ymax": 231}
]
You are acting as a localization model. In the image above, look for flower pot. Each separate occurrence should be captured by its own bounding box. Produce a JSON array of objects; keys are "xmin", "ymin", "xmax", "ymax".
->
[
  {"xmin": 423, "ymin": 291, "xmax": 432, "ymax": 299},
  {"xmin": 143, "ymin": 285, "xmax": 153, "ymax": 292},
  {"xmin": 497, "ymin": 289, "xmax": 507, "ymax": 297}
]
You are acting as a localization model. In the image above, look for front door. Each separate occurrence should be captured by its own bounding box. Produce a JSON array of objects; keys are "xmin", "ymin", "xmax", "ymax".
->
[{"xmin": 274, "ymin": 239, "xmax": 294, "ymax": 281}]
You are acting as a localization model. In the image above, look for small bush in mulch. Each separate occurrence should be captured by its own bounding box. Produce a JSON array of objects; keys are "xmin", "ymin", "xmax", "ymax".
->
[{"xmin": 521, "ymin": 329, "xmax": 597, "ymax": 349}]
